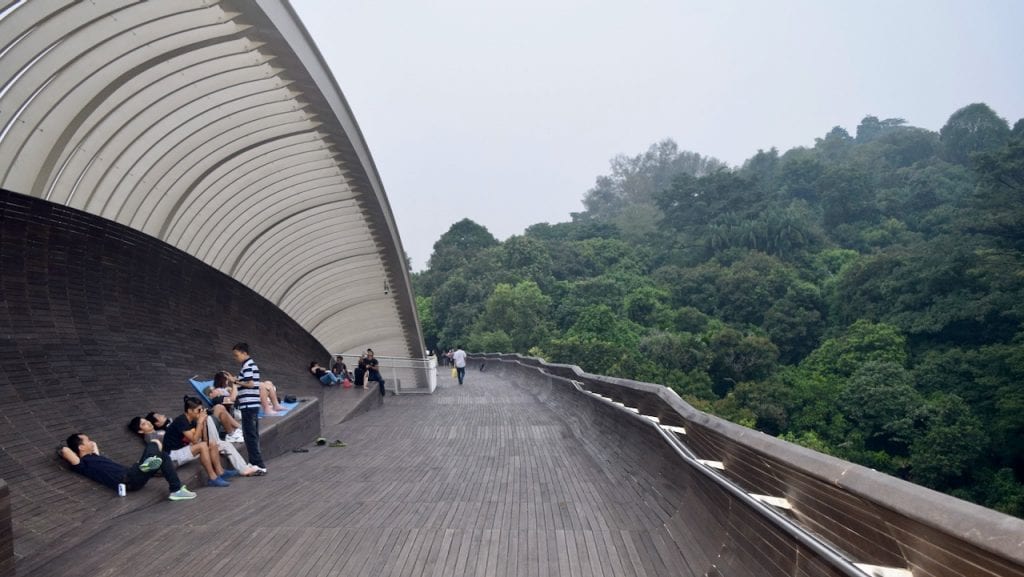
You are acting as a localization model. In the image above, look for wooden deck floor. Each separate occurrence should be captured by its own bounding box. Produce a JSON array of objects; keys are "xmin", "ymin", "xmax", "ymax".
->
[{"xmin": 24, "ymin": 371, "xmax": 696, "ymax": 577}]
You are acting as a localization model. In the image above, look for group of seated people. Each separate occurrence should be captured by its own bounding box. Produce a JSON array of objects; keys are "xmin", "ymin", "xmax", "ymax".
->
[
  {"xmin": 309, "ymin": 350, "xmax": 386, "ymax": 397},
  {"xmin": 59, "ymin": 366, "xmax": 288, "ymax": 502},
  {"xmin": 58, "ymin": 395, "xmax": 246, "ymax": 503}
]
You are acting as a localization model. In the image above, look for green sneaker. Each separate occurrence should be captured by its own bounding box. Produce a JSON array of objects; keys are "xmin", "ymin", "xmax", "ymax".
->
[
  {"xmin": 139, "ymin": 456, "xmax": 163, "ymax": 473},
  {"xmin": 168, "ymin": 486, "xmax": 197, "ymax": 501}
]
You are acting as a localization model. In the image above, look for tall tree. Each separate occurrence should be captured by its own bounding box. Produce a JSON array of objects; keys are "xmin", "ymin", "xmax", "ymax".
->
[
  {"xmin": 970, "ymin": 136, "xmax": 1024, "ymax": 249},
  {"xmin": 940, "ymin": 103, "xmax": 1011, "ymax": 165},
  {"xmin": 470, "ymin": 281, "xmax": 552, "ymax": 353},
  {"xmin": 581, "ymin": 139, "xmax": 725, "ymax": 220}
]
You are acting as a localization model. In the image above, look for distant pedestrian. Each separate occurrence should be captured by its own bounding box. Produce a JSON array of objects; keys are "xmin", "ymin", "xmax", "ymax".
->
[{"xmin": 453, "ymin": 346, "xmax": 467, "ymax": 385}]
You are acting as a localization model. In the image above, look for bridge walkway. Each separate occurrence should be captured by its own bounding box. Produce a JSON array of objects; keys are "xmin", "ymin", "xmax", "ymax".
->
[{"xmin": 24, "ymin": 370, "xmax": 695, "ymax": 577}]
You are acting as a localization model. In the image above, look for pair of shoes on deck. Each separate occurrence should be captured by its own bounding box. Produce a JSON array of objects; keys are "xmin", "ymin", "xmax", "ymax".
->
[
  {"xmin": 168, "ymin": 485, "xmax": 197, "ymax": 501},
  {"xmin": 208, "ymin": 476, "xmax": 231, "ymax": 487}
]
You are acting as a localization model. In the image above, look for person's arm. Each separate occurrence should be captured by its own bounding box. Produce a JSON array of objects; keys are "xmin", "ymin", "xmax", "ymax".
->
[
  {"xmin": 227, "ymin": 383, "xmax": 238, "ymax": 403},
  {"xmin": 182, "ymin": 414, "xmax": 205, "ymax": 443},
  {"xmin": 194, "ymin": 410, "xmax": 208, "ymax": 441},
  {"xmin": 60, "ymin": 447, "xmax": 81, "ymax": 466},
  {"xmin": 236, "ymin": 361, "xmax": 258, "ymax": 388}
]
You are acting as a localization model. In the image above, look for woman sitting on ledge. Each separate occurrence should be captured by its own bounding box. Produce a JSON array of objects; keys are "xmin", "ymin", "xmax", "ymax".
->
[
  {"xmin": 198, "ymin": 380, "xmax": 241, "ymax": 440},
  {"xmin": 215, "ymin": 370, "xmax": 286, "ymax": 414}
]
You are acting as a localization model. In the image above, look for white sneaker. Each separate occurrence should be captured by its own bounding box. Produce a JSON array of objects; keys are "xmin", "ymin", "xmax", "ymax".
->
[{"xmin": 226, "ymin": 431, "xmax": 244, "ymax": 443}]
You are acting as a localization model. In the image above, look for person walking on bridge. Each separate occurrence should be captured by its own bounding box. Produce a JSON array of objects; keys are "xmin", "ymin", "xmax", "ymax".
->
[{"xmin": 453, "ymin": 346, "xmax": 467, "ymax": 385}]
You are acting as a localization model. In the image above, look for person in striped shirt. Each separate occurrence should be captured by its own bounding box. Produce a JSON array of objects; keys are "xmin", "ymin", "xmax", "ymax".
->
[{"xmin": 232, "ymin": 342, "xmax": 267, "ymax": 473}]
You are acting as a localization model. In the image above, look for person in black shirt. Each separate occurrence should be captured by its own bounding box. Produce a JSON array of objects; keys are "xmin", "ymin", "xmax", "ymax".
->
[
  {"xmin": 60, "ymin": 433, "xmax": 195, "ymax": 500},
  {"xmin": 331, "ymin": 355, "xmax": 351, "ymax": 381},
  {"xmin": 365, "ymin": 350, "xmax": 386, "ymax": 397},
  {"xmin": 160, "ymin": 397, "xmax": 232, "ymax": 487}
]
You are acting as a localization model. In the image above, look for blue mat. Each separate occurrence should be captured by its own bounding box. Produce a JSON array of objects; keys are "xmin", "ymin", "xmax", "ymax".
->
[{"xmin": 189, "ymin": 378, "xmax": 298, "ymax": 418}]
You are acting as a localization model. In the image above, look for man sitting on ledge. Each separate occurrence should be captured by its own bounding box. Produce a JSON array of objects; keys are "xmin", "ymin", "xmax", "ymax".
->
[
  {"xmin": 144, "ymin": 397, "xmax": 236, "ymax": 487},
  {"xmin": 59, "ymin": 433, "xmax": 196, "ymax": 501}
]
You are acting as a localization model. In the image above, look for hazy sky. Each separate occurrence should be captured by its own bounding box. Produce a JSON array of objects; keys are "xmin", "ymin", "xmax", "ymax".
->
[{"xmin": 290, "ymin": 0, "xmax": 1024, "ymax": 272}]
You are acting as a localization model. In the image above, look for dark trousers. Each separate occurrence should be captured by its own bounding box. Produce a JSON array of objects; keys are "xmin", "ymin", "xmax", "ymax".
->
[
  {"xmin": 125, "ymin": 440, "xmax": 182, "ymax": 492},
  {"xmin": 240, "ymin": 407, "xmax": 264, "ymax": 468},
  {"xmin": 368, "ymin": 371, "xmax": 386, "ymax": 396},
  {"xmin": 456, "ymin": 366, "xmax": 465, "ymax": 384}
]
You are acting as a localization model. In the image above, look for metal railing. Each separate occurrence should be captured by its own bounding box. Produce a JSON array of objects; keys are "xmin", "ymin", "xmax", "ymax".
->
[
  {"xmin": 474, "ymin": 353, "xmax": 1024, "ymax": 577},
  {"xmin": 330, "ymin": 354, "xmax": 438, "ymax": 394}
]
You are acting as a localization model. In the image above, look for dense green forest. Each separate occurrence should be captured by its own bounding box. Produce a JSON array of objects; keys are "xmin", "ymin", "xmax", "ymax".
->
[{"xmin": 411, "ymin": 103, "xmax": 1024, "ymax": 516}]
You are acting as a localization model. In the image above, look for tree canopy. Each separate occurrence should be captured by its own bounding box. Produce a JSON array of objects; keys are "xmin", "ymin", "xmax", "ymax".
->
[{"xmin": 413, "ymin": 104, "xmax": 1024, "ymax": 517}]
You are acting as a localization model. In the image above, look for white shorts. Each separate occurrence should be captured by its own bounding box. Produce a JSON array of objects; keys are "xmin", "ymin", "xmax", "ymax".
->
[{"xmin": 169, "ymin": 446, "xmax": 197, "ymax": 465}]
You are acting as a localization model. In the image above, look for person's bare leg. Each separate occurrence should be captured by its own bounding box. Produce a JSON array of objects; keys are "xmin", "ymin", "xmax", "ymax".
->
[
  {"xmin": 261, "ymin": 381, "xmax": 284, "ymax": 412},
  {"xmin": 193, "ymin": 441, "xmax": 223, "ymax": 478},
  {"xmin": 260, "ymin": 385, "xmax": 272, "ymax": 414},
  {"xmin": 213, "ymin": 404, "xmax": 239, "ymax": 433},
  {"xmin": 210, "ymin": 442, "xmax": 224, "ymax": 476}
]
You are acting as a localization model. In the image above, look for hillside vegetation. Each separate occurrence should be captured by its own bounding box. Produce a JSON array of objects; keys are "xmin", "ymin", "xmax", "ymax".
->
[{"xmin": 413, "ymin": 103, "xmax": 1024, "ymax": 516}]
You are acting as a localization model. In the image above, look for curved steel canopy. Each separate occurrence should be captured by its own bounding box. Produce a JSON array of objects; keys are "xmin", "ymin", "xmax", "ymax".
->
[{"xmin": 0, "ymin": 0, "xmax": 424, "ymax": 358}]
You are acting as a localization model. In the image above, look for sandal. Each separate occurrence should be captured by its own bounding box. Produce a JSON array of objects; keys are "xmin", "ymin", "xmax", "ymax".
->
[{"xmin": 328, "ymin": 440, "xmax": 346, "ymax": 448}]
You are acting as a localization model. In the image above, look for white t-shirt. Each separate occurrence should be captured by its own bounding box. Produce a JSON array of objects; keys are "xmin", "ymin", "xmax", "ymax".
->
[{"xmin": 453, "ymin": 349, "xmax": 467, "ymax": 368}]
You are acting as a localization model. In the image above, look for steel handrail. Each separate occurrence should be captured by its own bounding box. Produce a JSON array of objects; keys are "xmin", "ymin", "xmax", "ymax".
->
[{"xmin": 564, "ymin": 377, "xmax": 872, "ymax": 577}]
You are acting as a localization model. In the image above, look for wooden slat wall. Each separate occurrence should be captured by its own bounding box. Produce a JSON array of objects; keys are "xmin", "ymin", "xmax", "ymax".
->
[
  {"xmin": 0, "ymin": 190, "xmax": 331, "ymax": 568},
  {"xmin": 0, "ymin": 480, "xmax": 12, "ymax": 577}
]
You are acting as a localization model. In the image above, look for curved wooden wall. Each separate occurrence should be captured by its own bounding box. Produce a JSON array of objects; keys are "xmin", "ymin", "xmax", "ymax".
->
[{"xmin": 0, "ymin": 190, "xmax": 329, "ymax": 567}]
